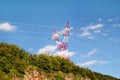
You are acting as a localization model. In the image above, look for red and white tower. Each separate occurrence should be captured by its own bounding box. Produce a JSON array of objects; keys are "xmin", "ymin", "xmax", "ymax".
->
[
  {"xmin": 53, "ymin": 28, "xmax": 59, "ymax": 41},
  {"xmin": 53, "ymin": 22, "xmax": 70, "ymax": 51}
]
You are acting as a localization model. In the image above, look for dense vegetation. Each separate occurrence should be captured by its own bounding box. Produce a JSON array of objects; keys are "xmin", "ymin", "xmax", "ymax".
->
[{"xmin": 0, "ymin": 42, "xmax": 119, "ymax": 80}]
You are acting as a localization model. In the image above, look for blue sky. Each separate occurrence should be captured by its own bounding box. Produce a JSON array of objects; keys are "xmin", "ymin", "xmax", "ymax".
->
[{"xmin": 0, "ymin": 0, "xmax": 120, "ymax": 78}]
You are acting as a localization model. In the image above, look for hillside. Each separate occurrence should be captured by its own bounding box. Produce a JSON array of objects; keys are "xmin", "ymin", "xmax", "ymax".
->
[{"xmin": 0, "ymin": 42, "xmax": 119, "ymax": 80}]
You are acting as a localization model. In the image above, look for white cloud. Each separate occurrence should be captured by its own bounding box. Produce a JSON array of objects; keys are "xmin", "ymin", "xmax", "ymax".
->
[
  {"xmin": 37, "ymin": 45, "xmax": 57, "ymax": 55},
  {"xmin": 0, "ymin": 22, "xmax": 16, "ymax": 32},
  {"xmin": 87, "ymin": 24, "xmax": 103, "ymax": 30},
  {"xmin": 113, "ymin": 24, "xmax": 120, "ymax": 28},
  {"xmin": 77, "ymin": 60, "xmax": 107, "ymax": 67},
  {"xmin": 83, "ymin": 48, "xmax": 97, "ymax": 58},
  {"xmin": 29, "ymin": 48, "xmax": 34, "ymax": 52},
  {"xmin": 32, "ymin": 17, "xmax": 37, "ymax": 18},
  {"xmin": 54, "ymin": 50, "xmax": 75, "ymax": 58},
  {"xmin": 98, "ymin": 18, "xmax": 102, "ymax": 22},
  {"xmin": 80, "ymin": 30, "xmax": 91, "ymax": 37},
  {"xmin": 101, "ymin": 33, "xmax": 107, "ymax": 36},
  {"xmin": 80, "ymin": 24, "xmax": 104, "ymax": 39},
  {"xmin": 94, "ymin": 29, "xmax": 101, "ymax": 33},
  {"xmin": 110, "ymin": 38, "xmax": 113, "ymax": 41},
  {"xmin": 107, "ymin": 19, "xmax": 114, "ymax": 22},
  {"xmin": 37, "ymin": 45, "xmax": 75, "ymax": 58}
]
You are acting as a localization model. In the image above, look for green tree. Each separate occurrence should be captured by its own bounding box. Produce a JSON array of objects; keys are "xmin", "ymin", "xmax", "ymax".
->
[
  {"xmin": 51, "ymin": 56, "xmax": 60, "ymax": 71},
  {"xmin": 37, "ymin": 54, "xmax": 52, "ymax": 72}
]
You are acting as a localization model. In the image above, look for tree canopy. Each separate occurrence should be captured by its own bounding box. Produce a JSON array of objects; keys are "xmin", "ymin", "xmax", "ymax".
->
[{"xmin": 0, "ymin": 42, "xmax": 119, "ymax": 80}]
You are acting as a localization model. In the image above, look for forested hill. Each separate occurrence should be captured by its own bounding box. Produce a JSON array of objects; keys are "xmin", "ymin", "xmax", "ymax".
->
[{"xmin": 0, "ymin": 42, "xmax": 119, "ymax": 80}]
